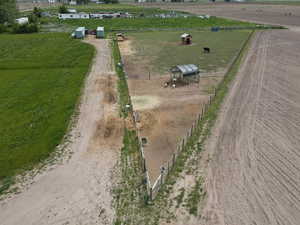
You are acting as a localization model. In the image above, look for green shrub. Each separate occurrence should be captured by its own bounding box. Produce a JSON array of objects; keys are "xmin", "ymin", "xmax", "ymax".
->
[
  {"xmin": 33, "ymin": 7, "xmax": 42, "ymax": 18},
  {"xmin": 0, "ymin": 24, "xmax": 7, "ymax": 33},
  {"xmin": 59, "ymin": 5, "xmax": 68, "ymax": 14},
  {"xmin": 12, "ymin": 23, "xmax": 39, "ymax": 34}
]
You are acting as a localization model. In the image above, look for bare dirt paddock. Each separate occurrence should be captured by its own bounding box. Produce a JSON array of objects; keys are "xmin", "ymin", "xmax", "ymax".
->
[{"xmin": 119, "ymin": 40, "xmax": 215, "ymax": 182}]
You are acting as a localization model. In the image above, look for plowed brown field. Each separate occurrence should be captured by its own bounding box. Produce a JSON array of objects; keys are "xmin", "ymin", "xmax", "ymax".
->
[{"xmin": 202, "ymin": 29, "xmax": 300, "ymax": 225}]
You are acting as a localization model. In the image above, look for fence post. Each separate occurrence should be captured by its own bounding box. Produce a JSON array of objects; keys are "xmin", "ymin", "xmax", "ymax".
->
[
  {"xmin": 149, "ymin": 187, "xmax": 153, "ymax": 201},
  {"xmin": 182, "ymin": 139, "xmax": 185, "ymax": 150},
  {"xmin": 172, "ymin": 153, "xmax": 175, "ymax": 166},
  {"xmin": 143, "ymin": 158, "xmax": 146, "ymax": 173}
]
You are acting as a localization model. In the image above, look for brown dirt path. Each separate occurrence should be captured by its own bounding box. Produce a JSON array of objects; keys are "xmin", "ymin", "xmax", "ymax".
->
[
  {"xmin": 202, "ymin": 30, "xmax": 300, "ymax": 225},
  {"xmin": 0, "ymin": 37, "xmax": 122, "ymax": 225}
]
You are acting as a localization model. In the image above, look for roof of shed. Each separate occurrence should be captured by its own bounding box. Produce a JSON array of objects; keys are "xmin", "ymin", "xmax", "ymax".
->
[
  {"xmin": 181, "ymin": 33, "xmax": 191, "ymax": 38},
  {"xmin": 172, "ymin": 64, "xmax": 199, "ymax": 75},
  {"xmin": 76, "ymin": 27, "xmax": 85, "ymax": 31}
]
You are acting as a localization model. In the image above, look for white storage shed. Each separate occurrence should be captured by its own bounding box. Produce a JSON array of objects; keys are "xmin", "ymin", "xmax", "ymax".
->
[{"xmin": 75, "ymin": 27, "xmax": 86, "ymax": 39}]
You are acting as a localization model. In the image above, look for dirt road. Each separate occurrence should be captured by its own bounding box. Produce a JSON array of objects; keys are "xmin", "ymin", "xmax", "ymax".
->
[
  {"xmin": 0, "ymin": 37, "xmax": 122, "ymax": 225},
  {"xmin": 202, "ymin": 30, "xmax": 300, "ymax": 225}
]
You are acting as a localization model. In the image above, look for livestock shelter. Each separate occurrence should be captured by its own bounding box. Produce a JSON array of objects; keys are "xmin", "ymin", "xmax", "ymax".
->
[
  {"xmin": 181, "ymin": 33, "xmax": 192, "ymax": 45},
  {"xmin": 170, "ymin": 64, "xmax": 199, "ymax": 79},
  {"xmin": 75, "ymin": 27, "xmax": 85, "ymax": 39},
  {"xmin": 96, "ymin": 27, "xmax": 105, "ymax": 38}
]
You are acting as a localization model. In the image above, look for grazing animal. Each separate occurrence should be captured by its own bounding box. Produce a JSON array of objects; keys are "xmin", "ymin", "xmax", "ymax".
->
[{"xmin": 203, "ymin": 47, "xmax": 210, "ymax": 53}]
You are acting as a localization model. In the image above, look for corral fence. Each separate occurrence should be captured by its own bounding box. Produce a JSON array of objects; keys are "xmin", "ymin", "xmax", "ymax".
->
[{"xmin": 118, "ymin": 30, "xmax": 254, "ymax": 201}]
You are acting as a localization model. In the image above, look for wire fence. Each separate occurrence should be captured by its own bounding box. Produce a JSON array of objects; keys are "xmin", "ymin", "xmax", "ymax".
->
[{"xmin": 110, "ymin": 25, "xmax": 284, "ymax": 33}]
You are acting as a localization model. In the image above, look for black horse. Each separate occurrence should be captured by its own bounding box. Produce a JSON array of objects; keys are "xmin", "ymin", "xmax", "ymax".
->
[{"xmin": 203, "ymin": 47, "xmax": 210, "ymax": 53}]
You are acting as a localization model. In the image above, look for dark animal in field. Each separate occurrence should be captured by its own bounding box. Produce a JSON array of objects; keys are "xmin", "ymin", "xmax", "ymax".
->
[
  {"xmin": 88, "ymin": 30, "xmax": 96, "ymax": 35},
  {"xmin": 203, "ymin": 47, "xmax": 210, "ymax": 53}
]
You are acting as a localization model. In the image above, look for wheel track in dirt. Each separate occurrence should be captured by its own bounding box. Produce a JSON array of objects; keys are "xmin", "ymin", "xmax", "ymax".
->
[{"xmin": 201, "ymin": 30, "xmax": 300, "ymax": 225}]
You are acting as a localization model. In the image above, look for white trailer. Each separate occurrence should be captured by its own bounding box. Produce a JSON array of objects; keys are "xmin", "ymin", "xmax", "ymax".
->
[
  {"xmin": 58, "ymin": 13, "xmax": 90, "ymax": 19},
  {"xmin": 16, "ymin": 17, "xmax": 29, "ymax": 25}
]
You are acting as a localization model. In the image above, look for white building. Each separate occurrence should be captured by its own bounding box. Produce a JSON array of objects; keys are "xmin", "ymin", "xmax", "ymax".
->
[
  {"xmin": 67, "ymin": 9, "xmax": 77, "ymax": 13},
  {"xmin": 58, "ymin": 13, "xmax": 90, "ymax": 19},
  {"xmin": 48, "ymin": 0, "xmax": 56, "ymax": 3},
  {"xmin": 16, "ymin": 17, "xmax": 29, "ymax": 25},
  {"xmin": 90, "ymin": 12, "xmax": 121, "ymax": 19},
  {"xmin": 69, "ymin": 0, "xmax": 77, "ymax": 5}
]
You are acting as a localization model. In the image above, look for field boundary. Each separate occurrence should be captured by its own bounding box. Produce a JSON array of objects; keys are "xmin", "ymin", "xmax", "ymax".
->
[{"xmin": 109, "ymin": 25, "xmax": 283, "ymax": 32}]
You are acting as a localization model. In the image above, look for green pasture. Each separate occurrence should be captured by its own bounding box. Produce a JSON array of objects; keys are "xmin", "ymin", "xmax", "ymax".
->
[
  {"xmin": 126, "ymin": 30, "xmax": 251, "ymax": 74},
  {"xmin": 60, "ymin": 16, "xmax": 253, "ymax": 31},
  {"xmin": 0, "ymin": 33, "xmax": 94, "ymax": 184}
]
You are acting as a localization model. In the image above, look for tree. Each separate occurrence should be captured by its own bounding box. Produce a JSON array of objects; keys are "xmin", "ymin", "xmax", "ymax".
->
[
  {"xmin": 59, "ymin": 5, "xmax": 68, "ymax": 14},
  {"xmin": 104, "ymin": 0, "xmax": 119, "ymax": 3},
  {"xmin": 0, "ymin": 0, "xmax": 18, "ymax": 24},
  {"xmin": 77, "ymin": 0, "xmax": 90, "ymax": 4},
  {"xmin": 33, "ymin": 7, "xmax": 42, "ymax": 18}
]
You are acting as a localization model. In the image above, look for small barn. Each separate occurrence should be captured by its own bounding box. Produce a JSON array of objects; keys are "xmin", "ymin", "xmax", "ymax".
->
[
  {"xmin": 96, "ymin": 27, "xmax": 105, "ymax": 38},
  {"xmin": 75, "ymin": 27, "xmax": 85, "ymax": 39},
  {"xmin": 170, "ymin": 64, "xmax": 199, "ymax": 79},
  {"xmin": 181, "ymin": 33, "xmax": 192, "ymax": 45}
]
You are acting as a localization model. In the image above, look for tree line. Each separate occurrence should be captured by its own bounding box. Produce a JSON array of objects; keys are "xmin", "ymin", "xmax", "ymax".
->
[{"xmin": 0, "ymin": 0, "xmax": 17, "ymax": 24}]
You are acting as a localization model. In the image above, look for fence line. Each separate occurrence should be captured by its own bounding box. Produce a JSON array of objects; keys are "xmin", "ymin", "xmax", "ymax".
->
[{"xmin": 109, "ymin": 25, "xmax": 283, "ymax": 33}]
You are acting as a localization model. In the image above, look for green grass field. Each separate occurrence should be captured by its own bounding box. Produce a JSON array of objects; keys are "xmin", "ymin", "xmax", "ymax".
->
[
  {"xmin": 126, "ymin": 30, "xmax": 251, "ymax": 74},
  {"xmin": 59, "ymin": 16, "xmax": 253, "ymax": 31},
  {"xmin": 0, "ymin": 33, "xmax": 94, "ymax": 184}
]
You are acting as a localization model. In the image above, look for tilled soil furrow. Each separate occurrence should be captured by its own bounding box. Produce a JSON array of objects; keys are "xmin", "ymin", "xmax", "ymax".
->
[{"xmin": 201, "ymin": 30, "xmax": 300, "ymax": 225}]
